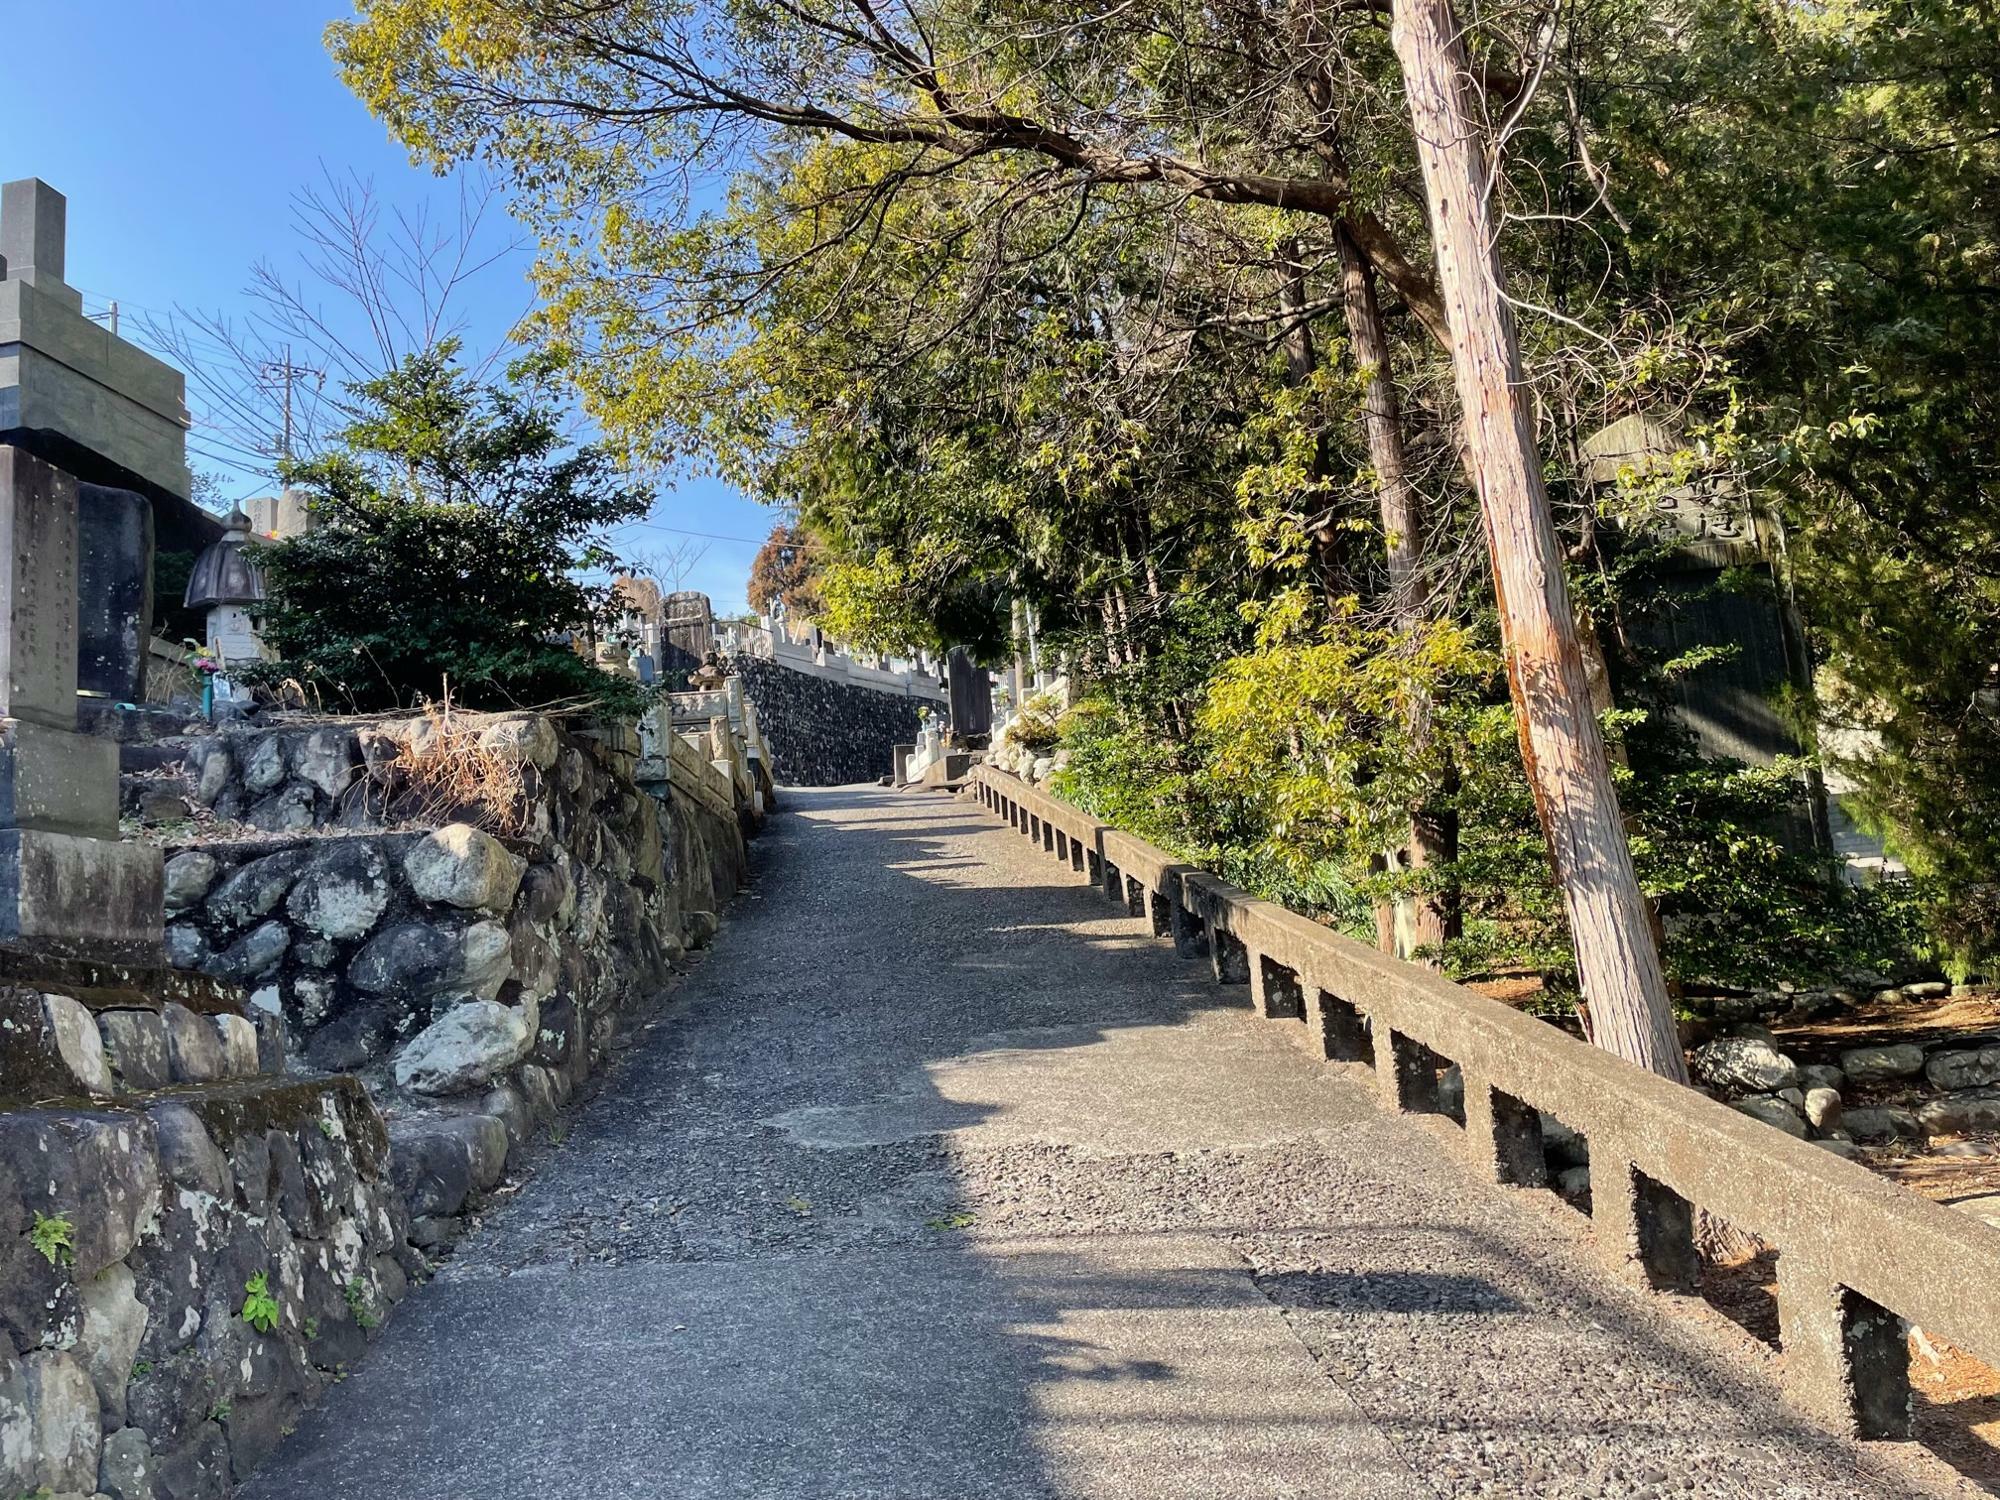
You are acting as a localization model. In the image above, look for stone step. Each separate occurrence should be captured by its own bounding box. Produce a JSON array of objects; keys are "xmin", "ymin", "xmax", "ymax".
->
[{"xmin": 1, "ymin": 983, "xmax": 278, "ymax": 1104}]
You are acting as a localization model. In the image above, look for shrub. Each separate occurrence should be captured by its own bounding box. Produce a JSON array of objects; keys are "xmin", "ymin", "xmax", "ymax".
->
[{"xmin": 248, "ymin": 344, "xmax": 651, "ymax": 716}]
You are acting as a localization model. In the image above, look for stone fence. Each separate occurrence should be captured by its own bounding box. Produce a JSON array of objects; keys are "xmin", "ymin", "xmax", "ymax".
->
[
  {"xmin": 173, "ymin": 711, "xmax": 744, "ymax": 1138},
  {"xmin": 973, "ymin": 765, "xmax": 2000, "ymax": 1443},
  {"xmin": 1, "ymin": 984, "xmax": 417, "ymax": 1494}
]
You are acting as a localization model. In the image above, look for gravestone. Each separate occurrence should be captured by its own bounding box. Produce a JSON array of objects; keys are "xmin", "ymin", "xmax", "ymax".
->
[
  {"xmin": 661, "ymin": 591, "xmax": 715, "ymax": 685},
  {"xmin": 77, "ymin": 483, "xmax": 154, "ymax": 702},
  {"xmin": 946, "ymin": 646, "xmax": 992, "ymax": 739},
  {"xmin": 243, "ymin": 488, "xmax": 315, "ymax": 538},
  {"xmin": 0, "ymin": 448, "xmax": 163, "ymax": 958},
  {"xmin": 0, "ymin": 178, "xmax": 170, "ymax": 961},
  {"xmin": 0, "ymin": 179, "xmax": 191, "ymax": 499},
  {"xmin": 1583, "ymin": 415, "xmax": 1820, "ymax": 849}
]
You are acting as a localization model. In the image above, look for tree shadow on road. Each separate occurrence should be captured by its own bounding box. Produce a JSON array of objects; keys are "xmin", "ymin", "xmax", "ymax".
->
[{"xmin": 243, "ymin": 785, "xmax": 1982, "ymax": 1500}]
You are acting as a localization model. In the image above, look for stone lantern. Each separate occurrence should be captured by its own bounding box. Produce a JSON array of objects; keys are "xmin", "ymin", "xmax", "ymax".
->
[{"xmin": 184, "ymin": 507, "xmax": 268, "ymax": 701}]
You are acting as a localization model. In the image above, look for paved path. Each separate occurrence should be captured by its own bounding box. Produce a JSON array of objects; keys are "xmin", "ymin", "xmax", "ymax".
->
[{"xmin": 246, "ymin": 786, "xmax": 1979, "ymax": 1500}]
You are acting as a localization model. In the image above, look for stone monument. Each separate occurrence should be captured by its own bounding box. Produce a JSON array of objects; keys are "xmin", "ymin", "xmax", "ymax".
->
[
  {"xmin": 1580, "ymin": 413, "xmax": 1825, "ymax": 853},
  {"xmin": 946, "ymin": 646, "xmax": 992, "ymax": 740},
  {"xmin": 184, "ymin": 506, "xmax": 270, "ymax": 705},
  {"xmin": 0, "ymin": 448, "xmax": 163, "ymax": 958},
  {"xmin": 77, "ymin": 482, "xmax": 154, "ymax": 702},
  {"xmin": 661, "ymin": 590, "xmax": 715, "ymax": 684},
  {"xmin": 0, "ymin": 178, "xmax": 182, "ymax": 961}
]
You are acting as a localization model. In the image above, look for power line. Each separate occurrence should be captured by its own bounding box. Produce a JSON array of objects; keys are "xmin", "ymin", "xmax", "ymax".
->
[
  {"xmin": 261, "ymin": 345, "xmax": 325, "ymax": 461},
  {"xmin": 610, "ymin": 519, "xmax": 772, "ymax": 546}
]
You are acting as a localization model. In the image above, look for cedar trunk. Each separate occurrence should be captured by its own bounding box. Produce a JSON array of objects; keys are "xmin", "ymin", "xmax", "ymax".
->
[{"xmin": 1389, "ymin": 0, "xmax": 1686, "ymax": 1079}]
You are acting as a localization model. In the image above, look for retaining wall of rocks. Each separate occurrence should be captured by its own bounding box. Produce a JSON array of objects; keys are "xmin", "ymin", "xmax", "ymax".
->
[
  {"xmin": 2, "ymin": 982, "xmax": 414, "ymax": 1498},
  {"xmin": 169, "ymin": 710, "xmax": 745, "ymax": 1227},
  {"xmin": 1692, "ymin": 1026, "xmax": 2000, "ymax": 1151},
  {"xmin": 0, "ymin": 708, "xmax": 757, "ymax": 1494},
  {"xmin": 726, "ymin": 653, "xmax": 928, "ymax": 786}
]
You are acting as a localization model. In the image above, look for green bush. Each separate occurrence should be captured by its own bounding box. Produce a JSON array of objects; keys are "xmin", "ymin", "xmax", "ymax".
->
[
  {"xmin": 1053, "ymin": 601, "xmax": 1922, "ymax": 999},
  {"xmin": 247, "ymin": 345, "xmax": 651, "ymax": 716}
]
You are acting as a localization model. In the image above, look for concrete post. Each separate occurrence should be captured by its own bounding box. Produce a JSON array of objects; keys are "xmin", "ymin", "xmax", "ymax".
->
[
  {"xmin": 1775, "ymin": 1257, "xmax": 1913, "ymax": 1439},
  {"xmin": 1167, "ymin": 879, "xmax": 1208, "ymax": 960},
  {"xmin": 1204, "ymin": 918, "xmax": 1250, "ymax": 985}
]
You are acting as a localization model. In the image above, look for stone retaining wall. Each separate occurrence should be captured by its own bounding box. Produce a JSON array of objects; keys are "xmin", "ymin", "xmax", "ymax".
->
[
  {"xmin": 174, "ymin": 714, "xmax": 735, "ymax": 1056},
  {"xmin": 1, "ymin": 988, "xmax": 413, "ymax": 1496},
  {"xmin": 0, "ymin": 708, "xmax": 758, "ymax": 1494},
  {"xmin": 726, "ymin": 654, "xmax": 927, "ymax": 787},
  {"xmin": 168, "ymin": 711, "xmax": 746, "ymax": 1226}
]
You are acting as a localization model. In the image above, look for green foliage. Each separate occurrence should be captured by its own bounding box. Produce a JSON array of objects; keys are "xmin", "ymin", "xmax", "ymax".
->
[
  {"xmin": 1576, "ymin": 0, "xmax": 2000, "ymax": 970},
  {"xmin": 240, "ymin": 1272, "xmax": 281, "ymax": 1335},
  {"xmin": 345, "ymin": 1277, "xmax": 380, "ymax": 1331},
  {"xmin": 328, "ymin": 0, "xmax": 1995, "ymax": 980},
  {"xmin": 249, "ymin": 344, "xmax": 651, "ymax": 715},
  {"xmin": 28, "ymin": 1210, "xmax": 73, "ymax": 1268},
  {"xmin": 1197, "ymin": 603, "xmax": 1493, "ymax": 902},
  {"xmin": 1058, "ymin": 607, "xmax": 1920, "ymax": 994}
]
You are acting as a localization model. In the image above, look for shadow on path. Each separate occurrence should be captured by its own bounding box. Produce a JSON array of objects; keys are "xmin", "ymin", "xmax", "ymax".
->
[{"xmin": 240, "ymin": 786, "xmax": 1980, "ymax": 1500}]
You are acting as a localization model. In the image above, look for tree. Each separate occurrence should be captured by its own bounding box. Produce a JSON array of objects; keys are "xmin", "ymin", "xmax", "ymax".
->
[
  {"xmin": 747, "ymin": 524, "xmax": 826, "ymax": 620},
  {"xmin": 1577, "ymin": 0, "xmax": 2000, "ymax": 974},
  {"xmin": 251, "ymin": 344, "xmax": 651, "ymax": 713},
  {"xmin": 1389, "ymin": 0, "xmax": 1685, "ymax": 1074},
  {"xmin": 138, "ymin": 168, "xmax": 527, "ymax": 481},
  {"xmin": 326, "ymin": 0, "xmax": 1975, "ymax": 1017}
]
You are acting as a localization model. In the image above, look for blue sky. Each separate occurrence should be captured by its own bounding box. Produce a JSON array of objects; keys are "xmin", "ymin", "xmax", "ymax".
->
[{"xmin": 0, "ymin": 2, "xmax": 769, "ymax": 613}]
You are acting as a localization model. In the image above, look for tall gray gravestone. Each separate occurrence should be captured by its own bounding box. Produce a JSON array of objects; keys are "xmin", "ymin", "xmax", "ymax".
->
[
  {"xmin": 0, "ymin": 178, "xmax": 177, "ymax": 961},
  {"xmin": 946, "ymin": 646, "xmax": 992, "ymax": 739},
  {"xmin": 0, "ymin": 449, "xmax": 163, "ymax": 957}
]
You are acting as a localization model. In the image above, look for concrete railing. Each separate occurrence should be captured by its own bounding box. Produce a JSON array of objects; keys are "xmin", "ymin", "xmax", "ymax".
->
[
  {"xmin": 972, "ymin": 763, "xmax": 2000, "ymax": 1442},
  {"xmin": 638, "ymin": 702, "xmax": 761, "ymax": 820}
]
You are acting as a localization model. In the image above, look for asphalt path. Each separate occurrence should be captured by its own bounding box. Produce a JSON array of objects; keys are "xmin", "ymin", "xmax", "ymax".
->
[{"xmin": 245, "ymin": 785, "xmax": 1981, "ymax": 1500}]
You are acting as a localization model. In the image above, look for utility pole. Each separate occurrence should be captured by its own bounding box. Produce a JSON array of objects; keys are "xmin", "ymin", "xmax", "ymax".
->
[
  {"xmin": 260, "ymin": 345, "xmax": 322, "ymax": 462},
  {"xmin": 1390, "ymin": 0, "xmax": 1686, "ymax": 1080}
]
